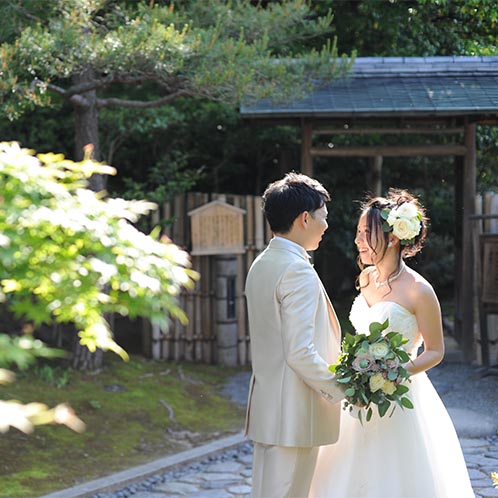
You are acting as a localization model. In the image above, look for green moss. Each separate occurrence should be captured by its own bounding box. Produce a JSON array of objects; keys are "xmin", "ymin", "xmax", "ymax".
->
[{"xmin": 0, "ymin": 355, "xmax": 247, "ymax": 498}]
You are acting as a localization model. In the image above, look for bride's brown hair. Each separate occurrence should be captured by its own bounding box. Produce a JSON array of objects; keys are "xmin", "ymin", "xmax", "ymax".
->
[{"xmin": 355, "ymin": 189, "xmax": 429, "ymax": 287}]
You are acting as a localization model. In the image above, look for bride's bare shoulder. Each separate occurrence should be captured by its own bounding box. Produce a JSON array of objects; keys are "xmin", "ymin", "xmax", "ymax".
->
[{"xmin": 405, "ymin": 266, "xmax": 438, "ymax": 301}]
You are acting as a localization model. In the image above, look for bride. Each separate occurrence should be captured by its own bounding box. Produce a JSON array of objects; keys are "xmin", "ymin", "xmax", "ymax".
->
[{"xmin": 310, "ymin": 189, "xmax": 475, "ymax": 498}]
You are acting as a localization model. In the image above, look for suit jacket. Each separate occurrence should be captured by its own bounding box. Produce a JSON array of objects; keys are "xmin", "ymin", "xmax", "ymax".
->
[{"xmin": 245, "ymin": 237, "xmax": 344, "ymax": 447}]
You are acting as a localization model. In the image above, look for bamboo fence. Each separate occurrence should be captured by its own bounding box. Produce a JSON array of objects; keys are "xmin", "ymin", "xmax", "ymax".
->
[{"xmin": 142, "ymin": 192, "xmax": 271, "ymax": 365}]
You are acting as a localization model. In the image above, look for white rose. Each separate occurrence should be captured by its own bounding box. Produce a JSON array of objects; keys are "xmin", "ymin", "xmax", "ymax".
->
[
  {"xmin": 392, "ymin": 218, "xmax": 418, "ymax": 241},
  {"xmin": 395, "ymin": 202, "xmax": 418, "ymax": 219},
  {"xmin": 369, "ymin": 373, "xmax": 385, "ymax": 393},
  {"xmin": 381, "ymin": 380, "xmax": 397, "ymax": 395},
  {"xmin": 369, "ymin": 342, "xmax": 390, "ymax": 359},
  {"xmin": 386, "ymin": 210, "xmax": 397, "ymax": 226},
  {"xmin": 410, "ymin": 218, "xmax": 421, "ymax": 236}
]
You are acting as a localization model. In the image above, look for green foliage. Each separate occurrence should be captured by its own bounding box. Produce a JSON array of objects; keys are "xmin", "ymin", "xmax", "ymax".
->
[
  {"xmin": 0, "ymin": 0, "xmax": 353, "ymax": 120},
  {"xmin": 32, "ymin": 364, "xmax": 72, "ymax": 389},
  {"xmin": 0, "ymin": 142, "xmax": 197, "ymax": 359},
  {"xmin": 313, "ymin": 0, "xmax": 498, "ymax": 57},
  {"xmin": 0, "ymin": 334, "xmax": 65, "ymax": 371},
  {"xmin": 0, "ymin": 141, "xmax": 198, "ymax": 433}
]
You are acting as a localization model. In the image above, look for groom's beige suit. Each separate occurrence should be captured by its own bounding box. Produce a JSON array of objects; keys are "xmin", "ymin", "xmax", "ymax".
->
[{"xmin": 245, "ymin": 237, "xmax": 344, "ymax": 498}]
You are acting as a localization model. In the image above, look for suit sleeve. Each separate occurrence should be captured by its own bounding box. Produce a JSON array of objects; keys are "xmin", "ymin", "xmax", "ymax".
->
[{"xmin": 278, "ymin": 261, "xmax": 345, "ymax": 403}]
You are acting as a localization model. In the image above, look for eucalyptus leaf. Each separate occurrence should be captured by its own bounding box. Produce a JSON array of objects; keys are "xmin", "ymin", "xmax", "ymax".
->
[
  {"xmin": 378, "ymin": 401, "xmax": 390, "ymax": 418},
  {"xmin": 395, "ymin": 384, "xmax": 410, "ymax": 395},
  {"xmin": 337, "ymin": 376, "xmax": 352, "ymax": 384},
  {"xmin": 366, "ymin": 407, "xmax": 373, "ymax": 422},
  {"xmin": 401, "ymin": 397, "xmax": 414, "ymax": 409}
]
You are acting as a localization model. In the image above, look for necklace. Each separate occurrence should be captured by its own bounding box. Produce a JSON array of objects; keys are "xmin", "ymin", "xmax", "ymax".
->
[{"xmin": 374, "ymin": 261, "xmax": 406, "ymax": 289}]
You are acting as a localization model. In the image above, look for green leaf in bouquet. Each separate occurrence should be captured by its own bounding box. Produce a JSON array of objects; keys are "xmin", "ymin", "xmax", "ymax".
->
[
  {"xmin": 361, "ymin": 390, "xmax": 369, "ymax": 406},
  {"xmin": 397, "ymin": 350, "xmax": 411, "ymax": 363},
  {"xmin": 386, "ymin": 332, "xmax": 403, "ymax": 347},
  {"xmin": 395, "ymin": 384, "xmax": 410, "ymax": 395},
  {"xmin": 337, "ymin": 376, "xmax": 352, "ymax": 384},
  {"xmin": 366, "ymin": 407, "xmax": 373, "ymax": 422},
  {"xmin": 387, "ymin": 369, "xmax": 398, "ymax": 381},
  {"xmin": 378, "ymin": 400, "xmax": 391, "ymax": 418},
  {"xmin": 328, "ymin": 364, "xmax": 337, "ymax": 373},
  {"xmin": 380, "ymin": 208, "xmax": 390, "ymax": 221},
  {"xmin": 344, "ymin": 387, "xmax": 355, "ymax": 397},
  {"xmin": 369, "ymin": 320, "xmax": 387, "ymax": 335},
  {"xmin": 358, "ymin": 409, "xmax": 363, "ymax": 425},
  {"xmin": 401, "ymin": 397, "xmax": 414, "ymax": 409},
  {"xmin": 344, "ymin": 333, "xmax": 355, "ymax": 347}
]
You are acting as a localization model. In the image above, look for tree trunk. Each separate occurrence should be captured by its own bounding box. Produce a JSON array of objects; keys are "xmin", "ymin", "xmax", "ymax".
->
[
  {"xmin": 72, "ymin": 68, "xmax": 106, "ymax": 192},
  {"xmin": 71, "ymin": 335, "xmax": 104, "ymax": 370},
  {"xmin": 71, "ymin": 68, "xmax": 106, "ymax": 370}
]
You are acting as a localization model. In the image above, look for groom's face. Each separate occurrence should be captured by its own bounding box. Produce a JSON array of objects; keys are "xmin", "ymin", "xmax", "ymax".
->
[{"xmin": 303, "ymin": 205, "xmax": 328, "ymax": 251}]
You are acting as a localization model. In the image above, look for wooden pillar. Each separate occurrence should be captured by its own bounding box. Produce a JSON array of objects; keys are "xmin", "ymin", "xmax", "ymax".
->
[
  {"xmin": 461, "ymin": 121, "xmax": 476, "ymax": 362},
  {"xmin": 453, "ymin": 156, "xmax": 463, "ymax": 344},
  {"xmin": 301, "ymin": 120, "xmax": 313, "ymax": 176},
  {"xmin": 368, "ymin": 156, "xmax": 383, "ymax": 196}
]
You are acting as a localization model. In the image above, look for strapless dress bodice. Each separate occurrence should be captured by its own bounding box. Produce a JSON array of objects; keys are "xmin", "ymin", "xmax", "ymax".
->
[{"xmin": 349, "ymin": 294, "xmax": 423, "ymax": 355}]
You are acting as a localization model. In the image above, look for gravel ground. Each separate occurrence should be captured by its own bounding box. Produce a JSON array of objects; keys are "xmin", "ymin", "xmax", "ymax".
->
[
  {"xmin": 223, "ymin": 355, "xmax": 498, "ymax": 428},
  {"xmin": 428, "ymin": 360, "xmax": 498, "ymax": 423}
]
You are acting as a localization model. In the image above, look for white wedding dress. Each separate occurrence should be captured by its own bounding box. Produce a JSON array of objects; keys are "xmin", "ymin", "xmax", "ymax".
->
[{"xmin": 309, "ymin": 294, "xmax": 475, "ymax": 498}]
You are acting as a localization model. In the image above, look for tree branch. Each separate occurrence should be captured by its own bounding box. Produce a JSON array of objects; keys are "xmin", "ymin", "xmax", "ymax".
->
[
  {"xmin": 16, "ymin": 5, "xmax": 47, "ymax": 25},
  {"xmin": 65, "ymin": 74, "xmax": 160, "ymax": 96},
  {"xmin": 96, "ymin": 89, "xmax": 192, "ymax": 109},
  {"xmin": 45, "ymin": 82, "xmax": 91, "ymax": 108}
]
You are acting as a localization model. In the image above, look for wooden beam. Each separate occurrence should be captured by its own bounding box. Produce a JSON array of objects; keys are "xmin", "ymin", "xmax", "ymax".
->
[
  {"xmin": 310, "ymin": 145, "xmax": 467, "ymax": 157},
  {"xmin": 313, "ymin": 127, "xmax": 464, "ymax": 136},
  {"xmin": 453, "ymin": 156, "xmax": 463, "ymax": 345},
  {"xmin": 461, "ymin": 122, "xmax": 477, "ymax": 362},
  {"xmin": 301, "ymin": 120, "xmax": 313, "ymax": 176}
]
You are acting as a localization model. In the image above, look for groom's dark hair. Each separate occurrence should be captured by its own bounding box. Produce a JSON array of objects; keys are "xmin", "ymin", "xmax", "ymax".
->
[{"xmin": 262, "ymin": 172, "xmax": 330, "ymax": 234}]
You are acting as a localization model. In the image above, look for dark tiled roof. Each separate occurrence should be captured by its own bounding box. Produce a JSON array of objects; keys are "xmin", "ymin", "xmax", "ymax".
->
[{"xmin": 240, "ymin": 56, "xmax": 498, "ymax": 118}]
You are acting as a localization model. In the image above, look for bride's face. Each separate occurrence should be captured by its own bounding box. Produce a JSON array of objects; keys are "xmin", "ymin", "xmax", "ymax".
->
[{"xmin": 355, "ymin": 212, "xmax": 386, "ymax": 265}]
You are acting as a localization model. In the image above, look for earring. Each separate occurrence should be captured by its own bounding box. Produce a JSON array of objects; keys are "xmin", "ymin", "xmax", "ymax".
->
[{"xmin": 388, "ymin": 241, "xmax": 393, "ymax": 248}]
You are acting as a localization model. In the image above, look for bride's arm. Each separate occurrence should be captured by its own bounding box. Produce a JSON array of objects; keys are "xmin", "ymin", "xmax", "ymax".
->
[{"xmin": 404, "ymin": 283, "xmax": 445, "ymax": 375}]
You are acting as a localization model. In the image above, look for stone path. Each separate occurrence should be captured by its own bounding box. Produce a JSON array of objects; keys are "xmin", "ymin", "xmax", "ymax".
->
[
  {"xmin": 93, "ymin": 436, "xmax": 498, "ymax": 498},
  {"xmin": 42, "ymin": 361, "xmax": 498, "ymax": 498}
]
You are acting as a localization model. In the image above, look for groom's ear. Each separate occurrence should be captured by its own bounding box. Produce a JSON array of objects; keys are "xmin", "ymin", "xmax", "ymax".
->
[{"xmin": 298, "ymin": 211, "xmax": 308, "ymax": 228}]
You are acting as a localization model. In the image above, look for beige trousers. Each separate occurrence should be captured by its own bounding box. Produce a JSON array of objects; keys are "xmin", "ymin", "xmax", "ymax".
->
[{"xmin": 251, "ymin": 443, "xmax": 319, "ymax": 498}]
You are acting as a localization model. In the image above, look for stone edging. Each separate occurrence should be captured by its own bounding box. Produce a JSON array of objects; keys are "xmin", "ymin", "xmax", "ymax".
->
[{"xmin": 38, "ymin": 432, "xmax": 246, "ymax": 498}]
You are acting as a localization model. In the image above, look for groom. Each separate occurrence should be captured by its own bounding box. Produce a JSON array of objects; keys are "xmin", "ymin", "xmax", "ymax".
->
[{"xmin": 245, "ymin": 172, "xmax": 344, "ymax": 498}]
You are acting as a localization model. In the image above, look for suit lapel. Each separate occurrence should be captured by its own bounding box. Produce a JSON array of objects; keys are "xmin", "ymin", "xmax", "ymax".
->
[{"xmin": 318, "ymin": 279, "xmax": 341, "ymax": 341}]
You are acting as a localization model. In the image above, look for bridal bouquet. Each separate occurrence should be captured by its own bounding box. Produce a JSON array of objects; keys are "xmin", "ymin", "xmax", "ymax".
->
[{"xmin": 329, "ymin": 319, "xmax": 413, "ymax": 423}]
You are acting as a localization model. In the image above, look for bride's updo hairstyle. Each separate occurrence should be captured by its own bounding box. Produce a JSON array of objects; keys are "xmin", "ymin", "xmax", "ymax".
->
[{"xmin": 359, "ymin": 189, "xmax": 428, "ymax": 268}]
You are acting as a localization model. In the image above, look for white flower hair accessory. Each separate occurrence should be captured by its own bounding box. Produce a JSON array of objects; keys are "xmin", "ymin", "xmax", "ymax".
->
[{"xmin": 380, "ymin": 202, "xmax": 422, "ymax": 245}]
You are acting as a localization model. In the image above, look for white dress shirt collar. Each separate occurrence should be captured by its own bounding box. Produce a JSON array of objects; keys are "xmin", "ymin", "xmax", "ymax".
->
[{"xmin": 271, "ymin": 236, "xmax": 311, "ymax": 261}]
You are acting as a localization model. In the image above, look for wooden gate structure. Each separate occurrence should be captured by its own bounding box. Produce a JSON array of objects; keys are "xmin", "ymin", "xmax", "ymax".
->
[
  {"xmin": 142, "ymin": 193, "xmax": 270, "ymax": 366},
  {"xmin": 241, "ymin": 56, "xmax": 498, "ymax": 363}
]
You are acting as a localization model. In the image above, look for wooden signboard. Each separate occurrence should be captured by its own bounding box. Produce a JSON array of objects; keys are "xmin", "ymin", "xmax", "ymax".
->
[
  {"xmin": 188, "ymin": 200, "xmax": 246, "ymax": 255},
  {"xmin": 481, "ymin": 235, "xmax": 498, "ymax": 305}
]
